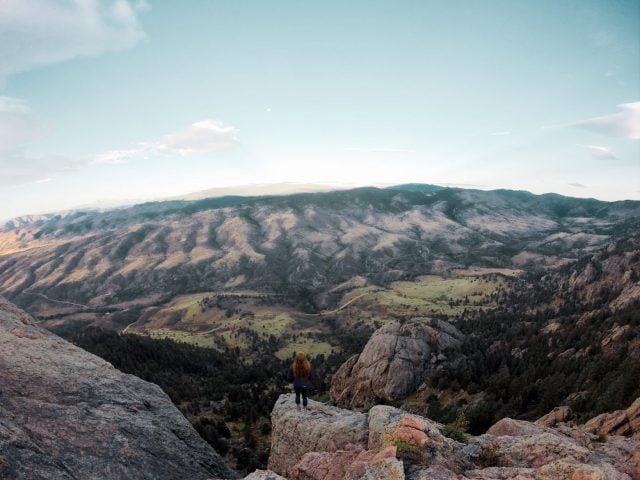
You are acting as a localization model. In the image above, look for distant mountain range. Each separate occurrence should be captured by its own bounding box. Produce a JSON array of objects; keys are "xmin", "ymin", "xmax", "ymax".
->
[{"xmin": 1, "ymin": 184, "xmax": 639, "ymax": 316}]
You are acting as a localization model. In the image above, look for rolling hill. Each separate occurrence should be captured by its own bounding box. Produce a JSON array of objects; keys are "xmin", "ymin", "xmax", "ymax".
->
[{"xmin": 1, "ymin": 185, "xmax": 639, "ymax": 322}]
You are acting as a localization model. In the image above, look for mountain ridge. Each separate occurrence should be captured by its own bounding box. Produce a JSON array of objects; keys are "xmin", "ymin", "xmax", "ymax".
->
[{"xmin": 1, "ymin": 185, "xmax": 639, "ymax": 323}]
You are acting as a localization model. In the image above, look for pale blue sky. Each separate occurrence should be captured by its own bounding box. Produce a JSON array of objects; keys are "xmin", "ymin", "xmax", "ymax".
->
[{"xmin": 0, "ymin": 0, "xmax": 638, "ymax": 219}]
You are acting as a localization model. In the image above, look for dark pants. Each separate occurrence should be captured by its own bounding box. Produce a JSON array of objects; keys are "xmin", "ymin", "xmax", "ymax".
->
[{"xmin": 294, "ymin": 386, "xmax": 308, "ymax": 406}]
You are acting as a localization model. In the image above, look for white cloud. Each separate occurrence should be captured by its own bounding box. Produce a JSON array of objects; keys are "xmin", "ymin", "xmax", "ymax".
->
[
  {"xmin": 568, "ymin": 182, "xmax": 586, "ymax": 188},
  {"xmin": 579, "ymin": 144, "xmax": 618, "ymax": 161},
  {"xmin": 0, "ymin": 0, "xmax": 147, "ymax": 84},
  {"xmin": 159, "ymin": 120, "xmax": 239, "ymax": 155},
  {"xmin": 489, "ymin": 131, "xmax": 511, "ymax": 136},
  {"xmin": 574, "ymin": 102, "xmax": 640, "ymax": 139},
  {"xmin": 0, "ymin": 106, "xmax": 238, "ymax": 187},
  {"xmin": 95, "ymin": 120, "xmax": 239, "ymax": 163}
]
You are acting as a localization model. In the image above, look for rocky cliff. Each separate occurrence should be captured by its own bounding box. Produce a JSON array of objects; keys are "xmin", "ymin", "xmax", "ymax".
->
[
  {"xmin": 0, "ymin": 297, "xmax": 236, "ymax": 480},
  {"xmin": 256, "ymin": 393, "xmax": 640, "ymax": 480},
  {"xmin": 330, "ymin": 318, "xmax": 464, "ymax": 409}
]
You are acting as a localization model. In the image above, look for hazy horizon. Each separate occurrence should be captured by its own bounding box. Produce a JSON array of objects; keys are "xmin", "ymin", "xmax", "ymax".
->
[
  {"xmin": 1, "ymin": 0, "xmax": 639, "ymax": 219},
  {"xmin": 3, "ymin": 180, "xmax": 638, "ymax": 223}
]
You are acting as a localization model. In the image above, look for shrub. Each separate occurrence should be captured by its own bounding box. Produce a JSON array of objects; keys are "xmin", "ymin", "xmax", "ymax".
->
[
  {"xmin": 393, "ymin": 439, "xmax": 423, "ymax": 463},
  {"xmin": 442, "ymin": 411, "xmax": 469, "ymax": 443}
]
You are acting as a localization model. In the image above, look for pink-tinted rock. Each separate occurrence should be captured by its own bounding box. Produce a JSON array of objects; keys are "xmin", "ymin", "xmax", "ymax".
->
[
  {"xmin": 268, "ymin": 392, "xmax": 640, "ymax": 480},
  {"xmin": 289, "ymin": 445, "xmax": 404, "ymax": 480},
  {"xmin": 535, "ymin": 459, "xmax": 631, "ymax": 480},
  {"xmin": 581, "ymin": 397, "xmax": 640, "ymax": 439},
  {"xmin": 487, "ymin": 418, "xmax": 548, "ymax": 437},
  {"xmin": 536, "ymin": 406, "xmax": 572, "ymax": 427},
  {"xmin": 496, "ymin": 432, "xmax": 591, "ymax": 467}
]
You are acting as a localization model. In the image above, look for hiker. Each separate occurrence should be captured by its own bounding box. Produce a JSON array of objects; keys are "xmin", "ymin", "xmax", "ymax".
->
[{"xmin": 289, "ymin": 351, "xmax": 312, "ymax": 409}]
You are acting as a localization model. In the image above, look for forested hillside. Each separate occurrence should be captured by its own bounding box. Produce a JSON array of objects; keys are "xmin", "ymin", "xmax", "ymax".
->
[{"xmin": 419, "ymin": 236, "xmax": 640, "ymax": 433}]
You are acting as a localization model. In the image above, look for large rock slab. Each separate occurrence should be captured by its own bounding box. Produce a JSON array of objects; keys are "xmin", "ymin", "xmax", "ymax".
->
[
  {"xmin": 268, "ymin": 394, "xmax": 369, "ymax": 478},
  {"xmin": 289, "ymin": 445, "xmax": 404, "ymax": 480},
  {"xmin": 330, "ymin": 318, "xmax": 464, "ymax": 409},
  {"xmin": 0, "ymin": 297, "xmax": 236, "ymax": 480}
]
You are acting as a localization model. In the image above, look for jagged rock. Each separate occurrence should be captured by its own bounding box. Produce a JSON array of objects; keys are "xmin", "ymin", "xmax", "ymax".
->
[
  {"xmin": 536, "ymin": 406, "xmax": 572, "ymax": 427},
  {"xmin": 289, "ymin": 445, "xmax": 403, "ymax": 480},
  {"xmin": 0, "ymin": 297, "xmax": 236, "ymax": 480},
  {"xmin": 368, "ymin": 405, "xmax": 469, "ymax": 475},
  {"xmin": 243, "ymin": 470, "xmax": 287, "ymax": 480},
  {"xmin": 268, "ymin": 394, "xmax": 369, "ymax": 478},
  {"xmin": 330, "ymin": 318, "xmax": 464, "ymax": 408},
  {"xmin": 267, "ymin": 391, "xmax": 639, "ymax": 480},
  {"xmin": 580, "ymin": 397, "xmax": 640, "ymax": 439}
]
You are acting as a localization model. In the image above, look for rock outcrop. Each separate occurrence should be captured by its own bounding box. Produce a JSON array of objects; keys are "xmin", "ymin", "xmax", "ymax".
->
[
  {"xmin": 0, "ymin": 297, "xmax": 236, "ymax": 480},
  {"xmin": 580, "ymin": 397, "xmax": 640, "ymax": 439},
  {"xmin": 330, "ymin": 318, "xmax": 464, "ymax": 409},
  {"xmin": 290, "ymin": 445, "xmax": 404, "ymax": 480},
  {"xmin": 265, "ymin": 393, "xmax": 640, "ymax": 480},
  {"xmin": 535, "ymin": 406, "xmax": 572, "ymax": 427},
  {"xmin": 268, "ymin": 394, "xmax": 369, "ymax": 477}
]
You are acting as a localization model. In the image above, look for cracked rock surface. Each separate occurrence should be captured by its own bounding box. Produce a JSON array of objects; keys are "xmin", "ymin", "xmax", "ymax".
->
[{"xmin": 0, "ymin": 297, "xmax": 236, "ymax": 480}]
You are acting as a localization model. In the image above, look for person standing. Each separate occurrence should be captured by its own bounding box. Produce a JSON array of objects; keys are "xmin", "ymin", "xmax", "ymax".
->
[{"xmin": 290, "ymin": 351, "xmax": 312, "ymax": 409}]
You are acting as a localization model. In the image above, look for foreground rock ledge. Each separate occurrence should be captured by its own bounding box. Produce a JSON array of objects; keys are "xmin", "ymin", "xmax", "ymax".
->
[
  {"xmin": 0, "ymin": 297, "xmax": 236, "ymax": 480},
  {"xmin": 263, "ymin": 393, "xmax": 640, "ymax": 480}
]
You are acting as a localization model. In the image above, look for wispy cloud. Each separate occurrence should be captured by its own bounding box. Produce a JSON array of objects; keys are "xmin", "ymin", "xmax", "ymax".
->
[
  {"xmin": 95, "ymin": 120, "xmax": 239, "ymax": 164},
  {"xmin": 568, "ymin": 182, "xmax": 586, "ymax": 188},
  {"xmin": 0, "ymin": 95, "xmax": 237, "ymax": 185},
  {"xmin": 574, "ymin": 102, "xmax": 640, "ymax": 139},
  {"xmin": 578, "ymin": 144, "xmax": 617, "ymax": 161},
  {"xmin": 0, "ymin": 0, "xmax": 148, "ymax": 84},
  {"xmin": 489, "ymin": 131, "xmax": 511, "ymax": 136}
]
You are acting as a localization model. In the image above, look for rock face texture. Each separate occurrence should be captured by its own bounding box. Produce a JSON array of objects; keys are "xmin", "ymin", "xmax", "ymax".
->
[
  {"xmin": 290, "ymin": 445, "xmax": 404, "ymax": 480},
  {"xmin": 244, "ymin": 470, "xmax": 287, "ymax": 480},
  {"xmin": 580, "ymin": 397, "xmax": 640, "ymax": 439},
  {"xmin": 330, "ymin": 318, "xmax": 464, "ymax": 409},
  {"xmin": 0, "ymin": 297, "xmax": 236, "ymax": 480},
  {"xmin": 266, "ymin": 393, "xmax": 640, "ymax": 480},
  {"xmin": 268, "ymin": 394, "xmax": 369, "ymax": 478}
]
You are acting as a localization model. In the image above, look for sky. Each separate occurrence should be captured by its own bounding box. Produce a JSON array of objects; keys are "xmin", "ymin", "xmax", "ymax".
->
[{"xmin": 0, "ymin": 0, "xmax": 639, "ymax": 220}]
